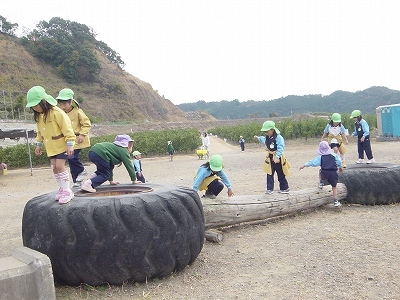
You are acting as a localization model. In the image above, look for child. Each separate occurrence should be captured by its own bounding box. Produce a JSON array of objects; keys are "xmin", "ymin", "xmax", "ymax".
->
[
  {"xmin": 26, "ymin": 86, "xmax": 76, "ymax": 204},
  {"xmin": 193, "ymin": 154, "xmax": 234, "ymax": 199},
  {"xmin": 201, "ymin": 132, "xmax": 210, "ymax": 158},
  {"xmin": 299, "ymin": 141, "xmax": 344, "ymax": 207},
  {"xmin": 132, "ymin": 150, "xmax": 146, "ymax": 183},
  {"xmin": 321, "ymin": 113, "xmax": 349, "ymax": 167},
  {"xmin": 239, "ymin": 136, "xmax": 245, "ymax": 152},
  {"xmin": 351, "ymin": 110, "xmax": 375, "ymax": 164},
  {"xmin": 57, "ymin": 88, "xmax": 92, "ymax": 187},
  {"xmin": 167, "ymin": 140, "xmax": 174, "ymax": 162},
  {"xmin": 81, "ymin": 134, "xmax": 142, "ymax": 192},
  {"xmin": 254, "ymin": 120, "xmax": 291, "ymax": 194}
]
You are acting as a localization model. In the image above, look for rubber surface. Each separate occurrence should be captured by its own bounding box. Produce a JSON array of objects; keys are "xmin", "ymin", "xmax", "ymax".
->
[{"xmin": 22, "ymin": 184, "xmax": 205, "ymax": 286}]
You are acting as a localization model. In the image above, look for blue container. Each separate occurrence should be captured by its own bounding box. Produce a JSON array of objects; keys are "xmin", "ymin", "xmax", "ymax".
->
[{"xmin": 376, "ymin": 104, "xmax": 400, "ymax": 137}]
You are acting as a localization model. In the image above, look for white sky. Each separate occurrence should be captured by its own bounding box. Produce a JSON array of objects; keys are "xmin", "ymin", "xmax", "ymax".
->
[{"xmin": 2, "ymin": 1, "xmax": 400, "ymax": 105}]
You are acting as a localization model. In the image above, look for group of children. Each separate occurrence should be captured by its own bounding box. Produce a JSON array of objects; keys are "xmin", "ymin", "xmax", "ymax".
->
[
  {"xmin": 26, "ymin": 86, "xmax": 373, "ymax": 208},
  {"xmin": 196, "ymin": 110, "xmax": 374, "ymax": 208}
]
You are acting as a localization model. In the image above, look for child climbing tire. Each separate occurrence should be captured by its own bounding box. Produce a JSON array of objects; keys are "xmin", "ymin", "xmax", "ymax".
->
[
  {"xmin": 338, "ymin": 164, "xmax": 400, "ymax": 205},
  {"xmin": 22, "ymin": 184, "xmax": 205, "ymax": 286}
]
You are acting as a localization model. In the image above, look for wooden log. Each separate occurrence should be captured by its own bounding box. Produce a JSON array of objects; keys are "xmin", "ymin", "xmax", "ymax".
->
[
  {"xmin": 202, "ymin": 183, "xmax": 347, "ymax": 229},
  {"xmin": 204, "ymin": 230, "xmax": 224, "ymax": 243}
]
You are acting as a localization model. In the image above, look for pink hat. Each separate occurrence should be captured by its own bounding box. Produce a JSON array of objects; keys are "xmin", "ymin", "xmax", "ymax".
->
[
  {"xmin": 113, "ymin": 134, "xmax": 134, "ymax": 147},
  {"xmin": 318, "ymin": 141, "xmax": 332, "ymax": 155}
]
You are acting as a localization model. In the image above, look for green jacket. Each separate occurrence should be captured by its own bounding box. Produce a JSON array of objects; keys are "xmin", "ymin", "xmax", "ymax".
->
[{"xmin": 90, "ymin": 142, "xmax": 136, "ymax": 181}]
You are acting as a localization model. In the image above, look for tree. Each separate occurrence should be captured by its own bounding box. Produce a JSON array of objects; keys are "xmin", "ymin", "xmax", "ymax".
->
[{"xmin": 0, "ymin": 16, "xmax": 18, "ymax": 36}]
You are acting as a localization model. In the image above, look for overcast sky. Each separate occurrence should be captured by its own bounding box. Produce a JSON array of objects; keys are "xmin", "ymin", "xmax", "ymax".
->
[{"xmin": 2, "ymin": 1, "xmax": 400, "ymax": 105}]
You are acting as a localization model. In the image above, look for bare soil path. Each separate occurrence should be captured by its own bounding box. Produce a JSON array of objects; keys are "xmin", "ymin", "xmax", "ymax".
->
[{"xmin": 1, "ymin": 135, "xmax": 400, "ymax": 299}]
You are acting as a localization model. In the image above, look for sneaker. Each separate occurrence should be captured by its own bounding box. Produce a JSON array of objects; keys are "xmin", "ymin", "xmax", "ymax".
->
[
  {"xmin": 76, "ymin": 168, "xmax": 88, "ymax": 182},
  {"xmin": 203, "ymin": 192, "xmax": 216, "ymax": 199},
  {"xmin": 333, "ymin": 200, "xmax": 342, "ymax": 207},
  {"xmin": 318, "ymin": 181, "xmax": 324, "ymax": 189},
  {"xmin": 59, "ymin": 189, "xmax": 74, "ymax": 204},
  {"xmin": 279, "ymin": 189, "xmax": 290, "ymax": 194},
  {"xmin": 355, "ymin": 158, "xmax": 364, "ymax": 164},
  {"xmin": 265, "ymin": 190, "xmax": 274, "ymax": 195},
  {"xmin": 55, "ymin": 187, "xmax": 62, "ymax": 201},
  {"xmin": 366, "ymin": 158, "xmax": 375, "ymax": 164},
  {"xmin": 73, "ymin": 181, "xmax": 82, "ymax": 188},
  {"xmin": 81, "ymin": 179, "xmax": 96, "ymax": 193}
]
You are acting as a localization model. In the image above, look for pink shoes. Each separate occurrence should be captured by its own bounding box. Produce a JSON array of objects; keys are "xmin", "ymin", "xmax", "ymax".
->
[
  {"xmin": 58, "ymin": 189, "xmax": 74, "ymax": 204},
  {"xmin": 81, "ymin": 179, "xmax": 96, "ymax": 193}
]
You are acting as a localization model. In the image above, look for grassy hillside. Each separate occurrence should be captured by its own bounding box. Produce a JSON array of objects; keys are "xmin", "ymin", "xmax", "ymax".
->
[{"xmin": 0, "ymin": 33, "xmax": 186, "ymax": 123}]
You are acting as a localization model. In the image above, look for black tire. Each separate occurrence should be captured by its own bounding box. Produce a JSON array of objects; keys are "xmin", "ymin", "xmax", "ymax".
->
[
  {"xmin": 22, "ymin": 184, "xmax": 205, "ymax": 286},
  {"xmin": 339, "ymin": 163, "xmax": 400, "ymax": 205}
]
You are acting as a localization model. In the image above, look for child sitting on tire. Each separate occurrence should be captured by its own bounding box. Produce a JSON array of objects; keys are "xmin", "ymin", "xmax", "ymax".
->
[{"xmin": 299, "ymin": 141, "xmax": 344, "ymax": 207}]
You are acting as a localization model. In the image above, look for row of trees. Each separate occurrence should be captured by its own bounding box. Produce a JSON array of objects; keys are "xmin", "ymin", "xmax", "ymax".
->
[{"xmin": 1, "ymin": 15, "xmax": 125, "ymax": 84}]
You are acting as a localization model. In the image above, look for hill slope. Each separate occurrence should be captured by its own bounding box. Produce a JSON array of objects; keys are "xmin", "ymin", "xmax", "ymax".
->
[{"xmin": 0, "ymin": 33, "xmax": 186, "ymax": 123}]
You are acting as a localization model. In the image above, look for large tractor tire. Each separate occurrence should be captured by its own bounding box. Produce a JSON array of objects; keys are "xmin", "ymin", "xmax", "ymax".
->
[
  {"xmin": 22, "ymin": 184, "xmax": 205, "ymax": 286},
  {"xmin": 339, "ymin": 163, "xmax": 400, "ymax": 205}
]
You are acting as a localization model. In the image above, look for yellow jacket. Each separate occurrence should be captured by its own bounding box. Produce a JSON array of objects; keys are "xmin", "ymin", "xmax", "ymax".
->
[
  {"xmin": 66, "ymin": 106, "xmax": 91, "ymax": 150},
  {"xmin": 262, "ymin": 149, "xmax": 291, "ymax": 176},
  {"xmin": 35, "ymin": 106, "xmax": 76, "ymax": 157},
  {"xmin": 327, "ymin": 133, "xmax": 347, "ymax": 154}
]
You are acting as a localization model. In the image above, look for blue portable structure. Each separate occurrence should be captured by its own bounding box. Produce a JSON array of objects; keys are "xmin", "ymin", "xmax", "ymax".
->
[{"xmin": 376, "ymin": 104, "xmax": 400, "ymax": 139}]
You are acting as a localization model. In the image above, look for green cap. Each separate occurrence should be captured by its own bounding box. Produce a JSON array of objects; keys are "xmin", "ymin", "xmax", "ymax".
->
[
  {"xmin": 209, "ymin": 154, "xmax": 223, "ymax": 172},
  {"xmin": 331, "ymin": 113, "xmax": 341, "ymax": 123},
  {"xmin": 26, "ymin": 86, "xmax": 57, "ymax": 107},
  {"xmin": 350, "ymin": 110, "xmax": 361, "ymax": 118},
  {"xmin": 260, "ymin": 120, "xmax": 280, "ymax": 134},
  {"xmin": 57, "ymin": 88, "xmax": 79, "ymax": 107}
]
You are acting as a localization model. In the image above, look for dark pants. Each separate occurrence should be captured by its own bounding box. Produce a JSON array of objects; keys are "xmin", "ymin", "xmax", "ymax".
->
[
  {"xmin": 240, "ymin": 142, "xmax": 245, "ymax": 151},
  {"xmin": 320, "ymin": 169, "xmax": 338, "ymax": 187},
  {"xmin": 68, "ymin": 149, "xmax": 84, "ymax": 182},
  {"xmin": 266, "ymin": 157, "xmax": 289, "ymax": 191},
  {"xmin": 357, "ymin": 136, "xmax": 373, "ymax": 159},
  {"xmin": 136, "ymin": 173, "xmax": 146, "ymax": 183},
  {"xmin": 206, "ymin": 178, "xmax": 224, "ymax": 196},
  {"xmin": 88, "ymin": 151, "xmax": 113, "ymax": 188}
]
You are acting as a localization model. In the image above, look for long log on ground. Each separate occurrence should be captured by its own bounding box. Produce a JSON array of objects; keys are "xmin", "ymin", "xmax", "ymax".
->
[{"xmin": 201, "ymin": 183, "xmax": 347, "ymax": 229}]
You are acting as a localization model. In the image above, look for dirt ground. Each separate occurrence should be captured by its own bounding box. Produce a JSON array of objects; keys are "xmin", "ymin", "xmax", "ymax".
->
[{"xmin": 1, "ymin": 134, "xmax": 400, "ymax": 300}]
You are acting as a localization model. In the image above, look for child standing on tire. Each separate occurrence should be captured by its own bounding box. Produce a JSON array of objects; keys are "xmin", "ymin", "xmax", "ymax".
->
[
  {"xmin": 26, "ymin": 86, "xmax": 76, "ymax": 204},
  {"xmin": 132, "ymin": 150, "xmax": 146, "ymax": 183},
  {"xmin": 57, "ymin": 88, "xmax": 92, "ymax": 187},
  {"xmin": 81, "ymin": 134, "xmax": 142, "ymax": 192},
  {"xmin": 299, "ymin": 141, "xmax": 344, "ymax": 207},
  {"xmin": 351, "ymin": 110, "xmax": 375, "ymax": 164},
  {"xmin": 321, "ymin": 113, "xmax": 349, "ymax": 167},
  {"xmin": 193, "ymin": 154, "xmax": 234, "ymax": 199},
  {"xmin": 254, "ymin": 120, "xmax": 291, "ymax": 195}
]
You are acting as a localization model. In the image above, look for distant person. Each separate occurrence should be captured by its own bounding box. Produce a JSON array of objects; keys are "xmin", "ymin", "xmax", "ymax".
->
[
  {"xmin": 132, "ymin": 150, "xmax": 146, "ymax": 183},
  {"xmin": 57, "ymin": 88, "xmax": 92, "ymax": 187},
  {"xmin": 193, "ymin": 154, "xmax": 234, "ymax": 199},
  {"xmin": 351, "ymin": 110, "xmax": 375, "ymax": 164},
  {"xmin": 299, "ymin": 141, "xmax": 344, "ymax": 207},
  {"xmin": 81, "ymin": 134, "xmax": 141, "ymax": 192},
  {"xmin": 321, "ymin": 113, "xmax": 349, "ymax": 168},
  {"xmin": 201, "ymin": 132, "xmax": 210, "ymax": 158},
  {"xmin": 254, "ymin": 120, "xmax": 291, "ymax": 194},
  {"xmin": 239, "ymin": 136, "xmax": 245, "ymax": 152},
  {"xmin": 167, "ymin": 140, "xmax": 174, "ymax": 162},
  {"xmin": 26, "ymin": 86, "xmax": 76, "ymax": 204}
]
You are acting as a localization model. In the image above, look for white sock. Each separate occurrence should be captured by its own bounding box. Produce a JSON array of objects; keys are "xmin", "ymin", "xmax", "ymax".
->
[{"xmin": 58, "ymin": 170, "xmax": 71, "ymax": 191}]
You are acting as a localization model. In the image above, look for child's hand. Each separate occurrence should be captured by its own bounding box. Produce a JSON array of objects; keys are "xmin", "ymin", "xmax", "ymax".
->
[
  {"xmin": 132, "ymin": 180, "xmax": 142, "ymax": 184},
  {"xmin": 109, "ymin": 180, "xmax": 119, "ymax": 185},
  {"xmin": 34, "ymin": 146, "xmax": 42, "ymax": 156},
  {"xmin": 253, "ymin": 135, "xmax": 258, "ymax": 141},
  {"xmin": 299, "ymin": 165, "xmax": 305, "ymax": 170},
  {"xmin": 339, "ymin": 168, "xmax": 344, "ymax": 173},
  {"xmin": 66, "ymin": 145, "xmax": 74, "ymax": 157},
  {"xmin": 227, "ymin": 189, "xmax": 234, "ymax": 197}
]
